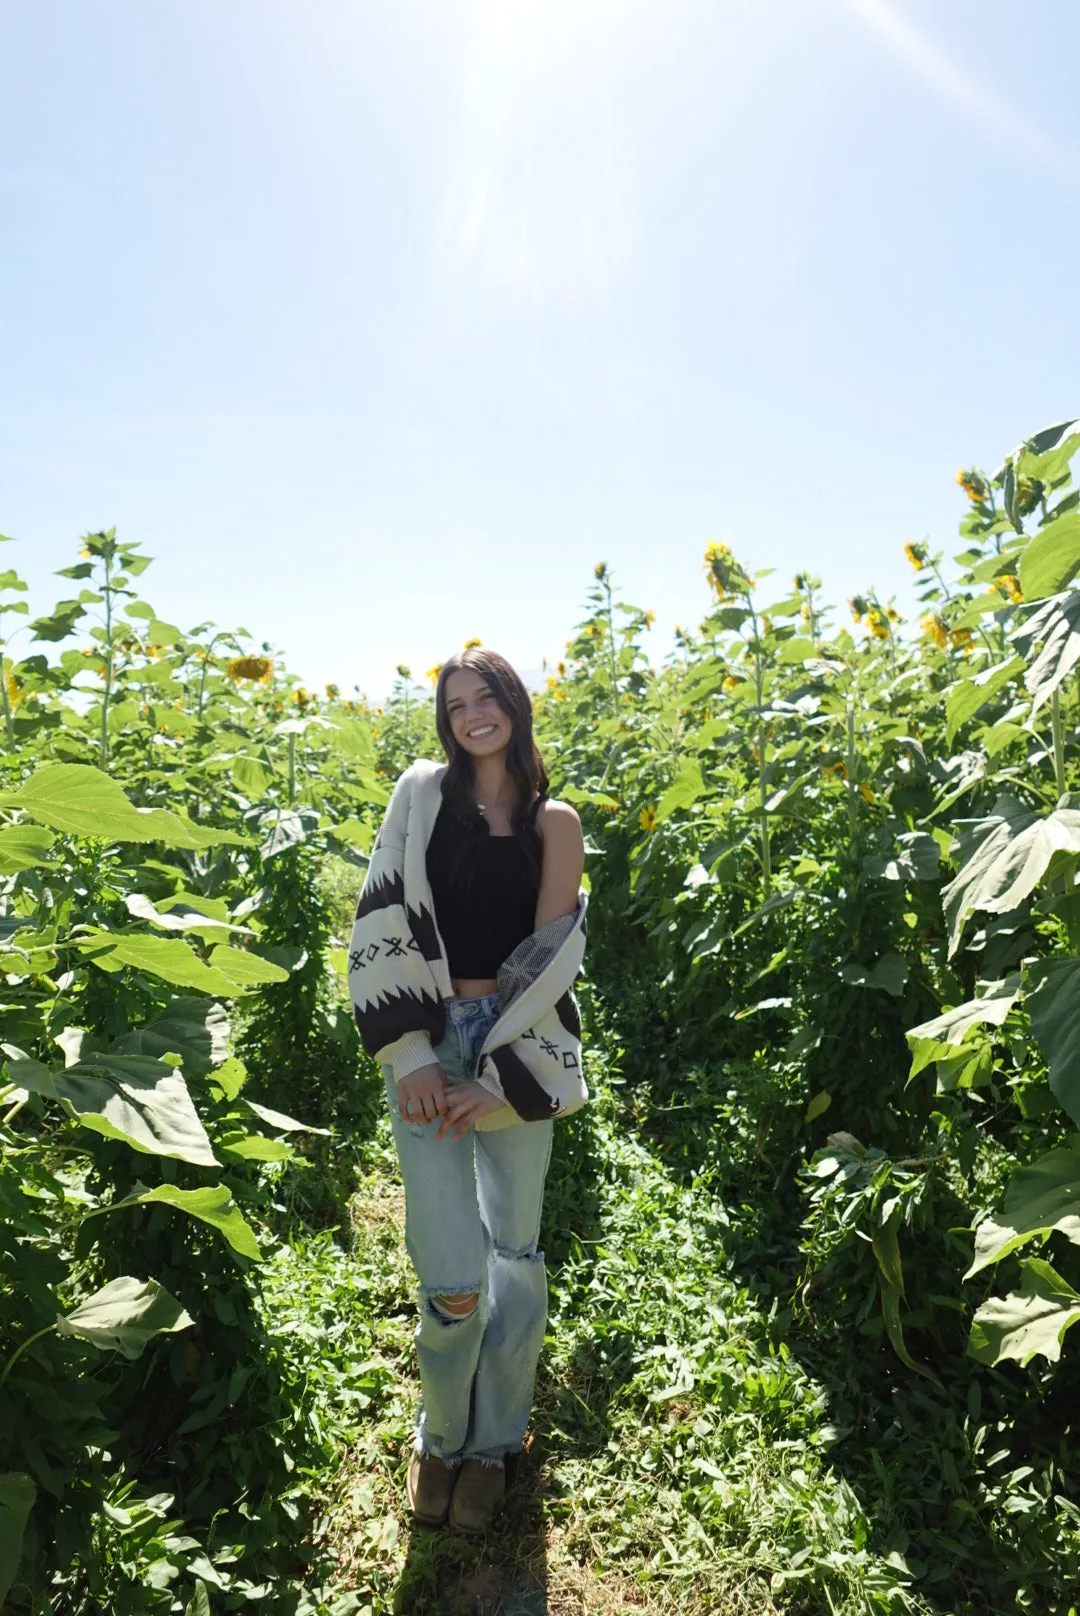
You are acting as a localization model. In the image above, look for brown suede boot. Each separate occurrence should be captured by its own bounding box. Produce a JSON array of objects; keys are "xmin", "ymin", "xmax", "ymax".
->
[
  {"xmin": 406, "ymin": 1451, "xmax": 457, "ymax": 1527},
  {"xmin": 448, "ymin": 1458, "xmax": 506, "ymax": 1535}
]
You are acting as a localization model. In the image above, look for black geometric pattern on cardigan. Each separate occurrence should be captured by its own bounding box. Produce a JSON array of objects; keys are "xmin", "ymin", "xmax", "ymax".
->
[
  {"xmin": 352, "ymin": 867, "xmax": 442, "ymax": 964},
  {"xmin": 405, "ymin": 897, "xmax": 442, "ymax": 964},
  {"xmin": 489, "ymin": 1045, "xmax": 561, "ymax": 1121},
  {"xmin": 352, "ymin": 984, "xmax": 445, "ymax": 1059},
  {"xmin": 353, "ymin": 865, "xmax": 403, "ymax": 922},
  {"xmin": 554, "ymin": 990, "xmax": 582, "ymax": 1040}
]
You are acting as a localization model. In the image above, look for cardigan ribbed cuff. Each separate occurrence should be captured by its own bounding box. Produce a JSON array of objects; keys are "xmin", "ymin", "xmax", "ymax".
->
[{"xmin": 379, "ymin": 1029, "xmax": 436, "ymax": 1083}]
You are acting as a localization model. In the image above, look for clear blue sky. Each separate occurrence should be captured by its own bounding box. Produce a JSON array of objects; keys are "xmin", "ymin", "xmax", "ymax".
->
[{"xmin": 2, "ymin": 0, "xmax": 1078, "ymax": 695}]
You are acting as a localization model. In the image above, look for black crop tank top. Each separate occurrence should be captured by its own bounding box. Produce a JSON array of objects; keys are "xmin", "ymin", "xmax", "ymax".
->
[{"xmin": 425, "ymin": 801, "xmax": 542, "ymax": 980}]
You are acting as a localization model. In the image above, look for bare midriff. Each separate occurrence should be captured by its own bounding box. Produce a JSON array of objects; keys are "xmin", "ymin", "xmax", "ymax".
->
[{"xmin": 451, "ymin": 976, "xmax": 499, "ymax": 1000}]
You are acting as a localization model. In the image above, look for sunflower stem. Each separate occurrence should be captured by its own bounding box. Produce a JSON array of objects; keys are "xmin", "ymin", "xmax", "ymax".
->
[
  {"xmin": 99, "ymin": 548, "xmax": 113, "ymax": 770},
  {"xmin": 1051, "ymin": 687, "xmax": 1067, "ymax": 800},
  {"xmin": 0, "ymin": 1322, "xmax": 56, "ymax": 1390},
  {"xmin": 748, "ymin": 597, "xmax": 771, "ymax": 897},
  {"xmin": 846, "ymin": 698, "xmax": 858, "ymax": 846},
  {"xmin": 0, "ymin": 648, "xmax": 15, "ymax": 749}
]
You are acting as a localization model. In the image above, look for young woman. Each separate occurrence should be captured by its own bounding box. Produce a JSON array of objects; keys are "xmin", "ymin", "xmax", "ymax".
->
[{"xmin": 347, "ymin": 648, "xmax": 587, "ymax": 1535}]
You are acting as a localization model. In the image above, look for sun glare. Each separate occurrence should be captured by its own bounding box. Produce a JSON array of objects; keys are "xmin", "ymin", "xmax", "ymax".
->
[{"xmin": 439, "ymin": 0, "xmax": 650, "ymax": 303}]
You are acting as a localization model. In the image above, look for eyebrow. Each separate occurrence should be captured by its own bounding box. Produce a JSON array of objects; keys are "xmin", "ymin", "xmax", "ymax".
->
[{"xmin": 446, "ymin": 685, "xmax": 491, "ymax": 709}]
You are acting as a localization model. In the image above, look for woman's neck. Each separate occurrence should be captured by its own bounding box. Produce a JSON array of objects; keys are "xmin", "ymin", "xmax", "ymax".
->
[{"xmin": 471, "ymin": 755, "xmax": 515, "ymax": 820}]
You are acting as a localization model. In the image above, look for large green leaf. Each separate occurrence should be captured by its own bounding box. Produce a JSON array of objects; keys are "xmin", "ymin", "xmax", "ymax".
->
[
  {"xmin": 966, "ymin": 1140, "xmax": 1080, "ymax": 1276},
  {"xmin": 944, "ymin": 656, "xmax": 1024, "ymax": 744},
  {"xmin": 656, "ymin": 757, "xmax": 707, "ymax": 821},
  {"xmin": 110, "ymin": 997, "xmax": 230, "ymax": 1077},
  {"xmin": 244, "ymin": 1097, "xmax": 331, "ymax": 1136},
  {"xmin": 863, "ymin": 832, "xmax": 941, "ymax": 883},
  {"xmin": 30, "ymin": 600, "xmax": 86, "ymax": 641},
  {"xmin": 0, "ymin": 764, "xmax": 245, "ymax": 849},
  {"xmin": 326, "ymin": 716, "xmax": 375, "ymax": 762},
  {"xmin": 231, "ymin": 755, "xmax": 270, "ymax": 798},
  {"xmin": 78, "ymin": 930, "xmax": 230, "ymax": 991},
  {"xmin": 329, "ymin": 817, "xmax": 374, "ymax": 854},
  {"xmin": 1018, "ymin": 513, "xmax": 1080, "ymax": 601},
  {"xmin": 1012, "ymin": 418, "xmax": 1080, "ymax": 488},
  {"xmin": 77, "ymin": 930, "xmax": 286, "ymax": 996},
  {"xmin": 880, "ymin": 1281, "xmax": 941, "ymax": 1385},
  {"xmin": 107, "ymin": 1181, "xmax": 261, "ymax": 1260},
  {"xmin": 560, "ymin": 785, "xmax": 620, "ymax": 810},
  {"xmin": 968, "ymin": 1259, "xmax": 1080, "ymax": 1367},
  {"xmin": 56, "ymin": 1276, "xmax": 193, "ymax": 1359},
  {"xmin": 907, "ymin": 975, "xmax": 1020, "ymax": 1050},
  {"xmin": 1013, "ymin": 589, "xmax": 1080, "ymax": 715},
  {"xmin": 0, "ymin": 825, "xmax": 56, "ymax": 873},
  {"xmin": 1026, "ymin": 956, "xmax": 1080, "ymax": 1124},
  {"xmin": 0, "ymin": 1473, "xmax": 36, "ymax": 1606},
  {"xmin": 125, "ymin": 893, "xmax": 253, "ymax": 938},
  {"xmin": 206, "ymin": 945, "xmax": 290, "ymax": 989},
  {"xmin": 839, "ymin": 952, "xmax": 909, "ymax": 997},
  {"xmin": 6, "ymin": 1048, "xmax": 217, "ymax": 1166},
  {"xmin": 217, "ymin": 1131, "xmax": 294, "ymax": 1163},
  {"xmin": 258, "ymin": 808, "xmax": 309, "ymax": 857},
  {"xmin": 905, "ymin": 976, "xmax": 1020, "ymax": 1081},
  {"xmin": 942, "ymin": 797, "xmax": 1080, "ymax": 955}
]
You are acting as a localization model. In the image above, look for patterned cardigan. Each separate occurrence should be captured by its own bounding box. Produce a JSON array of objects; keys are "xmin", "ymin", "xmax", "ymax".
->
[{"xmin": 347, "ymin": 760, "xmax": 589, "ymax": 1131}]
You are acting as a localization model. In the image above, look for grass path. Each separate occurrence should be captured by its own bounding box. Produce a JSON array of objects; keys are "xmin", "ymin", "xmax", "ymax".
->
[{"xmin": 262, "ymin": 1026, "xmax": 923, "ymax": 1616}]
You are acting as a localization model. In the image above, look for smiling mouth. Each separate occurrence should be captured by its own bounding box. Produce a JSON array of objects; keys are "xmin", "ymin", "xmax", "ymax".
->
[{"xmin": 467, "ymin": 724, "xmax": 498, "ymax": 739}]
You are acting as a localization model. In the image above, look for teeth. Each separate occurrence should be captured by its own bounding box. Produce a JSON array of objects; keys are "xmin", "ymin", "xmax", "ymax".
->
[{"xmin": 469, "ymin": 725, "xmax": 496, "ymax": 738}]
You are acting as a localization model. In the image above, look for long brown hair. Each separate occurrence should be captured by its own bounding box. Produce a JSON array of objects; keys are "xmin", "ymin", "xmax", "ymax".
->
[{"xmin": 434, "ymin": 649, "xmax": 548, "ymax": 871}]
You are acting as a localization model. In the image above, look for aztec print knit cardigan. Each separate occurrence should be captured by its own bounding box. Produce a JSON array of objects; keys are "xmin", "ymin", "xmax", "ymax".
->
[{"xmin": 347, "ymin": 759, "xmax": 589, "ymax": 1132}]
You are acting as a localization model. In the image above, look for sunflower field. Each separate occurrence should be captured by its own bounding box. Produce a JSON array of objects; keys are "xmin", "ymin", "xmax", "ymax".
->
[{"xmin": 2, "ymin": 418, "xmax": 1080, "ymax": 1616}]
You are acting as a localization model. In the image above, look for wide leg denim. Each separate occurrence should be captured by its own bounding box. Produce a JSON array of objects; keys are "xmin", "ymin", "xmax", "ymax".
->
[{"xmin": 384, "ymin": 993, "xmax": 554, "ymax": 1464}]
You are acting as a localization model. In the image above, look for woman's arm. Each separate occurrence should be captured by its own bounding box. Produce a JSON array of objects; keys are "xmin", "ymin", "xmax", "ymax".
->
[{"xmin": 534, "ymin": 799, "xmax": 585, "ymax": 928}]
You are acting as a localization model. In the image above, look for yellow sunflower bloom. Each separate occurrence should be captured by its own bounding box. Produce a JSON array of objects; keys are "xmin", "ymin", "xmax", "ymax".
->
[
  {"xmin": 904, "ymin": 541, "xmax": 927, "ymax": 571},
  {"xmin": 956, "ymin": 468, "xmax": 989, "ymax": 505},
  {"xmin": 922, "ymin": 614, "xmax": 948, "ymax": 650},
  {"xmin": 703, "ymin": 540, "xmax": 752, "ymax": 601},
  {"xmin": 639, "ymin": 805, "xmax": 657, "ymax": 833},
  {"xmin": 227, "ymin": 655, "xmax": 274, "ymax": 683}
]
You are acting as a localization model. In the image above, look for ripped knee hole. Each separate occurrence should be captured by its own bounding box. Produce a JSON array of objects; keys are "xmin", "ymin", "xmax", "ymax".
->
[{"xmin": 433, "ymin": 1291, "xmax": 479, "ymax": 1318}]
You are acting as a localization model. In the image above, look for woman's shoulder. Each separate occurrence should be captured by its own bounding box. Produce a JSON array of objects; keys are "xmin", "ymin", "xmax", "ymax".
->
[
  {"xmin": 535, "ymin": 797, "xmax": 582, "ymax": 838},
  {"xmin": 392, "ymin": 758, "xmax": 445, "ymax": 795}
]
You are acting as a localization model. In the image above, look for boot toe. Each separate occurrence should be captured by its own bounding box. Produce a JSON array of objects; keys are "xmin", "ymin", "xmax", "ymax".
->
[{"xmin": 449, "ymin": 1458, "xmax": 506, "ymax": 1535}]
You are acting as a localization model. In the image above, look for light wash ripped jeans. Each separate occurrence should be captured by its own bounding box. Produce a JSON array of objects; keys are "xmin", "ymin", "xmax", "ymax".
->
[{"xmin": 384, "ymin": 993, "xmax": 554, "ymax": 1466}]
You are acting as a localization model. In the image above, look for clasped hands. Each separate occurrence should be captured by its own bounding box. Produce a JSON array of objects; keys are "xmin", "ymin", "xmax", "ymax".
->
[{"xmin": 396, "ymin": 1061, "xmax": 504, "ymax": 1142}]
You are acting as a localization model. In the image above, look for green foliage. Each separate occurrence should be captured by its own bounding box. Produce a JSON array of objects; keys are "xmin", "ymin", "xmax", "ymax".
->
[{"xmin": 3, "ymin": 419, "xmax": 1080, "ymax": 1612}]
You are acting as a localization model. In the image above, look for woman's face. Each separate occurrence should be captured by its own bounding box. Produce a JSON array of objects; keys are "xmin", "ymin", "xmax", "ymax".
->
[{"xmin": 444, "ymin": 668, "xmax": 513, "ymax": 759}]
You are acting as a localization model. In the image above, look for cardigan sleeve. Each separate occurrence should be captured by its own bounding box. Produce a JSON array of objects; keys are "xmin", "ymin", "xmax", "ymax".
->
[{"xmin": 347, "ymin": 773, "xmax": 447, "ymax": 1079}]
